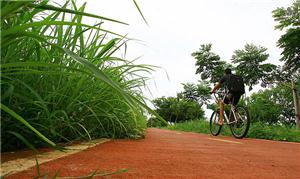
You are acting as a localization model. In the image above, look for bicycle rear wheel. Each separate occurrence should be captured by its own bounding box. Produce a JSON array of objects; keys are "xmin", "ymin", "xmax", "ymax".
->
[
  {"xmin": 229, "ymin": 106, "xmax": 250, "ymax": 139},
  {"xmin": 210, "ymin": 110, "xmax": 223, "ymax": 136}
]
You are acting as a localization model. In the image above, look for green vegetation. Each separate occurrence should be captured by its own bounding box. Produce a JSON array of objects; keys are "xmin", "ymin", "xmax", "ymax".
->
[
  {"xmin": 1, "ymin": 0, "xmax": 165, "ymax": 152},
  {"xmin": 152, "ymin": 96, "xmax": 204, "ymax": 123},
  {"xmin": 147, "ymin": 117, "xmax": 168, "ymax": 128},
  {"xmin": 165, "ymin": 120, "xmax": 300, "ymax": 142},
  {"xmin": 151, "ymin": 83, "xmax": 209, "ymax": 124},
  {"xmin": 192, "ymin": 43, "xmax": 277, "ymax": 90},
  {"xmin": 272, "ymin": 0, "xmax": 300, "ymax": 74},
  {"xmin": 248, "ymin": 83, "xmax": 296, "ymax": 126}
]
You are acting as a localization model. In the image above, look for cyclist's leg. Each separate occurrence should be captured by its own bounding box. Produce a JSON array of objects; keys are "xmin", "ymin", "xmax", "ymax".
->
[
  {"xmin": 220, "ymin": 96, "xmax": 230, "ymax": 125},
  {"xmin": 231, "ymin": 93, "xmax": 241, "ymax": 106},
  {"xmin": 219, "ymin": 100, "xmax": 224, "ymax": 124},
  {"xmin": 226, "ymin": 93, "xmax": 239, "ymax": 122},
  {"xmin": 231, "ymin": 93, "xmax": 242, "ymax": 120}
]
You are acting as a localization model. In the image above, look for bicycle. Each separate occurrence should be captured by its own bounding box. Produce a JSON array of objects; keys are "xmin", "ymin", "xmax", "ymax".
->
[{"xmin": 210, "ymin": 90, "xmax": 250, "ymax": 139}]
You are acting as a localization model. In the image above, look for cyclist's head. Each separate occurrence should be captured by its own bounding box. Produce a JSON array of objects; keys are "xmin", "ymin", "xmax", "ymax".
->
[{"xmin": 225, "ymin": 68, "xmax": 232, "ymax": 75}]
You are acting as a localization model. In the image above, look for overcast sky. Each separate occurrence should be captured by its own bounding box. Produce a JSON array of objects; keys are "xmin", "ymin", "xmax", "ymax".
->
[{"xmin": 76, "ymin": 0, "xmax": 294, "ymax": 100}]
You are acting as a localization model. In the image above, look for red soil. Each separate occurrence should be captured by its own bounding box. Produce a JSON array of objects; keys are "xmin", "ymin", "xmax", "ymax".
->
[{"xmin": 4, "ymin": 128, "xmax": 300, "ymax": 178}]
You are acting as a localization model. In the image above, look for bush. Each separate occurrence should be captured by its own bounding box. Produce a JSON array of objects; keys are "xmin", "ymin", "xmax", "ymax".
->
[
  {"xmin": 247, "ymin": 84, "xmax": 296, "ymax": 126},
  {"xmin": 152, "ymin": 97, "xmax": 205, "ymax": 123},
  {"xmin": 248, "ymin": 122, "xmax": 300, "ymax": 142}
]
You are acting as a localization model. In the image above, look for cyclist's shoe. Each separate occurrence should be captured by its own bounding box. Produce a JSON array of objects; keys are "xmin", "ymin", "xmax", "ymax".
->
[{"xmin": 218, "ymin": 119, "xmax": 224, "ymax": 125}]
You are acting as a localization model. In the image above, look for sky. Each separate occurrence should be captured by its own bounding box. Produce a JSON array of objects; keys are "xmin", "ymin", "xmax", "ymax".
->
[{"xmin": 74, "ymin": 0, "xmax": 293, "ymax": 100}]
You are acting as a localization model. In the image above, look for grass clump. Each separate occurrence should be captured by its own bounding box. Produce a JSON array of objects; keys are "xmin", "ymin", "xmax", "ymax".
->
[
  {"xmin": 165, "ymin": 120, "xmax": 210, "ymax": 134},
  {"xmin": 247, "ymin": 122, "xmax": 300, "ymax": 142},
  {"xmin": 1, "ymin": 0, "xmax": 163, "ymax": 151}
]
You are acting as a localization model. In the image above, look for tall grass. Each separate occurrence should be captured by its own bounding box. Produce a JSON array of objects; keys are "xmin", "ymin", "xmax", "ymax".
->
[{"xmin": 1, "ymin": 0, "xmax": 166, "ymax": 151}]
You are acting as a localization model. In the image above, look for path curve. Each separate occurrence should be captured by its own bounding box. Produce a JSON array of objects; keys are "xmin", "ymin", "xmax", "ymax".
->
[{"xmin": 4, "ymin": 128, "xmax": 300, "ymax": 178}]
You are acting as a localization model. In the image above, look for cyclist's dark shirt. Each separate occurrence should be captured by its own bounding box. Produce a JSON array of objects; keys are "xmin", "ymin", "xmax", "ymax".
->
[
  {"xmin": 218, "ymin": 74, "xmax": 241, "ymax": 106},
  {"xmin": 219, "ymin": 74, "xmax": 231, "ymax": 88}
]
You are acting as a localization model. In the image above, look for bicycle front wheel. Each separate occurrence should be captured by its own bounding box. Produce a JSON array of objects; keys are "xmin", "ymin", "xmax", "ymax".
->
[
  {"xmin": 229, "ymin": 106, "xmax": 250, "ymax": 139},
  {"xmin": 210, "ymin": 110, "xmax": 223, "ymax": 136}
]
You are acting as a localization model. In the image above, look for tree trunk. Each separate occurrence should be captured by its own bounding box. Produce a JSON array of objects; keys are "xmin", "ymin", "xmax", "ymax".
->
[
  {"xmin": 298, "ymin": 96, "xmax": 300, "ymax": 128},
  {"xmin": 291, "ymin": 81, "xmax": 299, "ymax": 129}
]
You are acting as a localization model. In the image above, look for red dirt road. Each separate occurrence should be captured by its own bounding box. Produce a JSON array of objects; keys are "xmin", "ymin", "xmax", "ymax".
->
[{"xmin": 6, "ymin": 128, "xmax": 300, "ymax": 178}]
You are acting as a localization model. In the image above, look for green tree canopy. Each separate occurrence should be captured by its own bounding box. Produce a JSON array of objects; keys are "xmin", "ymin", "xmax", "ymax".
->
[
  {"xmin": 152, "ymin": 97, "xmax": 204, "ymax": 123},
  {"xmin": 177, "ymin": 82, "xmax": 211, "ymax": 107},
  {"xmin": 192, "ymin": 44, "xmax": 231, "ymax": 83},
  {"xmin": 248, "ymin": 83, "xmax": 295, "ymax": 126},
  {"xmin": 231, "ymin": 44, "xmax": 277, "ymax": 90},
  {"xmin": 273, "ymin": 0, "xmax": 300, "ymax": 74}
]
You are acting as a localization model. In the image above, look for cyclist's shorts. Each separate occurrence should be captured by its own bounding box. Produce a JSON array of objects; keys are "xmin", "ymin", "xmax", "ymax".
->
[{"xmin": 224, "ymin": 93, "xmax": 241, "ymax": 106}]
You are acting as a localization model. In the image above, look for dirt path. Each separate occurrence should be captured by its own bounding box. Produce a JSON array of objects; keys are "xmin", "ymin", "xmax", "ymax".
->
[{"xmin": 3, "ymin": 128, "xmax": 300, "ymax": 178}]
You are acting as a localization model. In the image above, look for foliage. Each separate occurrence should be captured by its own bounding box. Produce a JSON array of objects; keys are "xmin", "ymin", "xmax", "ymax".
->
[
  {"xmin": 177, "ymin": 82, "xmax": 211, "ymax": 107},
  {"xmin": 247, "ymin": 84, "xmax": 295, "ymax": 126},
  {"xmin": 247, "ymin": 122, "xmax": 300, "ymax": 142},
  {"xmin": 191, "ymin": 43, "xmax": 277, "ymax": 91},
  {"xmin": 231, "ymin": 44, "xmax": 277, "ymax": 90},
  {"xmin": 272, "ymin": 0, "xmax": 300, "ymax": 74},
  {"xmin": 165, "ymin": 119, "xmax": 210, "ymax": 133},
  {"xmin": 0, "ymin": 0, "xmax": 165, "ymax": 151},
  {"xmin": 165, "ymin": 120, "xmax": 300, "ymax": 142},
  {"xmin": 147, "ymin": 117, "xmax": 168, "ymax": 128},
  {"xmin": 152, "ymin": 97, "xmax": 204, "ymax": 123},
  {"xmin": 191, "ymin": 44, "xmax": 231, "ymax": 83}
]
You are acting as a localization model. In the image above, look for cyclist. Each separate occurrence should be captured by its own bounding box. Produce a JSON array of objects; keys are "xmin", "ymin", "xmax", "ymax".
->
[{"xmin": 210, "ymin": 68, "xmax": 245, "ymax": 124}]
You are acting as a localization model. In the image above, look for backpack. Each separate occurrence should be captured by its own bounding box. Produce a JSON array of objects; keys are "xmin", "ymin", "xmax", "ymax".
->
[{"xmin": 227, "ymin": 74, "xmax": 245, "ymax": 94}]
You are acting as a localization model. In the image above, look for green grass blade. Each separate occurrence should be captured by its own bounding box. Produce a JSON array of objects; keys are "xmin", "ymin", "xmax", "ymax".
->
[
  {"xmin": 77, "ymin": 123, "xmax": 92, "ymax": 140},
  {"xmin": 2, "ymin": 21, "xmax": 123, "ymax": 38},
  {"xmin": 0, "ymin": 104, "xmax": 56, "ymax": 147},
  {"xmin": 132, "ymin": 0, "xmax": 149, "ymax": 26},
  {"xmin": 28, "ymin": 3, "xmax": 129, "ymax": 25},
  {"xmin": 7, "ymin": 131, "xmax": 38, "ymax": 152},
  {"xmin": 1, "ymin": 1, "xmax": 33, "ymax": 18},
  {"xmin": 35, "ymin": 157, "xmax": 41, "ymax": 178},
  {"xmin": 95, "ymin": 38, "xmax": 119, "ymax": 58}
]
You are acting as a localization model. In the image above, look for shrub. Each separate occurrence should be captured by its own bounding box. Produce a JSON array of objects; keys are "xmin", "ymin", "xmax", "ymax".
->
[{"xmin": 153, "ymin": 97, "xmax": 205, "ymax": 123}]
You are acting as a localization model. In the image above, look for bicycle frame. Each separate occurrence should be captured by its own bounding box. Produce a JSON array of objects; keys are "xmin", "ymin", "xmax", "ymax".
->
[{"xmin": 213, "ymin": 92, "xmax": 239, "ymax": 125}]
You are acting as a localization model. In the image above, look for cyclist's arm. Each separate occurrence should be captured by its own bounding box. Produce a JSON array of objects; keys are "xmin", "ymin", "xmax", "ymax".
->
[
  {"xmin": 211, "ymin": 75, "xmax": 227, "ymax": 93},
  {"xmin": 211, "ymin": 82, "xmax": 221, "ymax": 93}
]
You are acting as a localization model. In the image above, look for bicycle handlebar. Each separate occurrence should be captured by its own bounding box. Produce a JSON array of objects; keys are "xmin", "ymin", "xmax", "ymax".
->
[{"xmin": 211, "ymin": 89, "xmax": 228, "ymax": 102}]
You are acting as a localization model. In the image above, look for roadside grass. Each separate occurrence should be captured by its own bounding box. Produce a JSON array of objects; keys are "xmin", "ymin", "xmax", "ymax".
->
[
  {"xmin": 164, "ymin": 120, "xmax": 300, "ymax": 142},
  {"xmin": 1, "ymin": 0, "xmax": 166, "ymax": 152}
]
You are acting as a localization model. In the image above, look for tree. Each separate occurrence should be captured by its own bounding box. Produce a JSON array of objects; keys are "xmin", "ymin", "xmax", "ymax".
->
[
  {"xmin": 273, "ymin": 0, "xmax": 300, "ymax": 74},
  {"xmin": 192, "ymin": 43, "xmax": 277, "ymax": 91},
  {"xmin": 273, "ymin": 1, "xmax": 300, "ymax": 128},
  {"xmin": 231, "ymin": 44, "xmax": 277, "ymax": 90},
  {"xmin": 177, "ymin": 82, "xmax": 211, "ymax": 107},
  {"xmin": 152, "ymin": 96, "xmax": 204, "ymax": 123},
  {"xmin": 248, "ymin": 84, "xmax": 295, "ymax": 126},
  {"xmin": 192, "ymin": 44, "xmax": 231, "ymax": 83}
]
